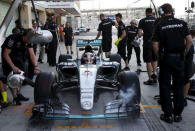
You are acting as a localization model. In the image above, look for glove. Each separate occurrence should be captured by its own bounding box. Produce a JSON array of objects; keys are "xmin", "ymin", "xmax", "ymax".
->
[{"xmin": 114, "ymin": 38, "xmax": 122, "ymax": 46}]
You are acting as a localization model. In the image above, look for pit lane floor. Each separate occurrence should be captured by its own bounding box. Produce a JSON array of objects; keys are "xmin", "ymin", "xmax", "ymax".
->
[{"xmin": 0, "ymin": 31, "xmax": 195, "ymax": 131}]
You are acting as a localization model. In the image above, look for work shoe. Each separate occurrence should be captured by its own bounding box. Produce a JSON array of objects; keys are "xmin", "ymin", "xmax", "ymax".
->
[
  {"xmin": 49, "ymin": 63, "xmax": 56, "ymax": 67},
  {"xmin": 1, "ymin": 102, "xmax": 11, "ymax": 109},
  {"xmin": 144, "ymin": 80, "xmax": 154, "ymax": 85},
  {"xmin": 137, "ymin": 63, "xmax": 141, "ymax": 66},
  {"xmin": 151, "ymin": 73, "xmax": 157, "ymax": 80},
  {"xmin": 123, "ymin": 66, "xmax": 130, "ymax": 70},
  {"xmin": 17, "ymin": 94, "xmax": 29, "ymax": 101},
  {"xmin": 160, "ymin": 114, "xmax": 173, "ymax": 124},
  {"xmin": 174, "ymin": 115, "xmax": 182, "ymax": 122},
  {"xmin": 153, "ymin": 79, "xmax": 158, "ymax": 84},
  {"xmin": 13, "ymin": 97, "xmax": 22, "ymax": 105},
  {"xmin": 38, "ymin": 59, "xmax": 44, "ymax": 64}
]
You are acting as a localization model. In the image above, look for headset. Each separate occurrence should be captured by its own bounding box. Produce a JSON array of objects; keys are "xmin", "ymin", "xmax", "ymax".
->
[
  {"xmin": 158, "ymin": 5, "xmax": 174, "ymax": 16},
  {"xmin": 158, "ymin": 7, "xmax": 164, "ymax": 16}
]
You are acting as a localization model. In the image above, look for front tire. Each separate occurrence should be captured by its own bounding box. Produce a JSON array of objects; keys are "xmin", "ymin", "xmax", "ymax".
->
[
  {"xmin": 34, "ymin": 72, "xmax": 56, "ymax": 104},
  {"xmin": 118, "ymin": 71, "xmax": 141, "ymax": 104}
]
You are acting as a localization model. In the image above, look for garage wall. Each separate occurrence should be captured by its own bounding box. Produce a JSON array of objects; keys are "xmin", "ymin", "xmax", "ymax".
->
[{"xmin": 0, "ymin": 1, "xmax": 19, "ymax": 36}]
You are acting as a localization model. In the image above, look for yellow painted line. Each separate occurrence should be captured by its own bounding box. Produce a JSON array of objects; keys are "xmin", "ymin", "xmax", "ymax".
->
[
  {"xmin": 140, "ymin": 104, "xmax": 146, "ymax": 113},
  {"xmin": 24, "ymin": 109, "xmax": 32, "ymax": 115},
  {"xmin": 142, "ymin": 105, "xmax": 160, "ymax": 107},
  {"xmin": 12, "ymin": 106, "xmax": 32, "ymax": 109}
]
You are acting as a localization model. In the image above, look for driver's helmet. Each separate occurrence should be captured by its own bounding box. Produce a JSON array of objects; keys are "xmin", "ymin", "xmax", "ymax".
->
[
  {"xmin": 83, "ymin": 52, "xmax": 96, "ymax": 64},
  {"xmin": 85, "ymin": 44, "xmax": 93, "ymax": 53},
  {"xmin": 82, "ymin": 45, "xmax": 95, "ymax": 64}
]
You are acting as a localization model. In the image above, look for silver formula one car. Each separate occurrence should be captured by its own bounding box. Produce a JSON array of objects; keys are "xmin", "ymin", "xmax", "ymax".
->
[{"xmin": 31, "ymin": 39, "xmax": 141, "ymax": 120}]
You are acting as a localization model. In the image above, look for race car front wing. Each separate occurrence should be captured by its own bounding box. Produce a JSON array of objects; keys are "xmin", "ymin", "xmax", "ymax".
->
[{"xmin": 32, "ymin": 100, "xmax": 140, "ymax": 120}]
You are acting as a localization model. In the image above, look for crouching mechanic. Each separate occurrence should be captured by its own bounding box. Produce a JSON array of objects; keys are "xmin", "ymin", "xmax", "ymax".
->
[{"xmin": 1, "ymin": 29, "xmax": 40, "ymax": 105}]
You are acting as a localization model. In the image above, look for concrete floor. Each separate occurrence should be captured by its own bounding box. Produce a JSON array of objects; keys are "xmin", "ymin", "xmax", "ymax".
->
[{"xmin": 0, "ymin": 31, "xmax": 195, "ymax": 131}]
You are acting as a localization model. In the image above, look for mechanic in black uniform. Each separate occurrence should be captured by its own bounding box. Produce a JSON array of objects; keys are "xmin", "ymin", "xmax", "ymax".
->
[
  {"xmin": 126, "ymin": 20, "xmax": 141, "ymax": 66},
  {"xmin": 45, "ymin": 14, "xmax": 58, "ymax": 66},
  {"xmin": 152, "ymin": 3, "xmax": 192, "ymax": 123},
  {"xmin": 15, "ymin": 19, "xmax": 25, "ymax": 34},
  {"xmin": 96, "ymin": 14, "xmax": 116, "ymax": 58},
  {"xmin": 1, "ymin": 29, "xmax": 40, "ymax": 105},
  {"xmin": 63, "ymin": 22, "xmax": 74, "ymax": 55},
  {"xmin": 138, "ymin": 8, "xmax": 157, "ymax": 85},
  {"xmin": 184, "ymin": 25, "xmax": 195, "ymax": 106},
  {"xmin": 115, "ymin": 13, "xmax": 128, "ymax": 69}
]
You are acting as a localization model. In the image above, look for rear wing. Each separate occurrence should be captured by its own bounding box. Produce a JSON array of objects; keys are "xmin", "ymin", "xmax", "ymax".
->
[{"xmin": 76, "ymin": 39, "xmax": 102, "ymax": 47}]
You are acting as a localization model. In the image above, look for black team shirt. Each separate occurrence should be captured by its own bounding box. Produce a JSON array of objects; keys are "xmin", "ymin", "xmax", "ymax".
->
[
  {"xmin": 138, "ymin": 15, "xmax": 156, "ymax": 43},
  {"xmin": 126, "ymin": 25, "xmax": 138, "ymax": 43},
  {"xmin": 152, "ymin": 16, "xmax": 190, "ymax": 53},
  {"xmin": 98, "ymin": 18, "xmax": 115, "ymax": 41},
  {"xmin": 1, "ymin": 34, "xmax": 32, "ymax": 71}
]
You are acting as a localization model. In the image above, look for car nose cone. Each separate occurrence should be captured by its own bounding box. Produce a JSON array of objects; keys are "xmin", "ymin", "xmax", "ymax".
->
[{"xmin": 81, "ymin": 101, "xmax": 92, "ymax": 110}]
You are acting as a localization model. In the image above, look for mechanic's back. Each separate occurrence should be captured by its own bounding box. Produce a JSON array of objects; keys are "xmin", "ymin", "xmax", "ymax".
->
[
  {"xmin": 155, "ymin": 17, "xmax": 188, "ymax": 53},
  {"xmin": 138, "ymin": 12, "xmax": 156, "ymax": 42}
]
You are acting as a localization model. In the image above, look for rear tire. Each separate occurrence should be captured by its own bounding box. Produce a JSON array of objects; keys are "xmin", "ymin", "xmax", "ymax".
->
[
  {"xmin": 58, "ymin": 54, "xmax": 72, "ymax": 63},
  {"xmin": 34, "ymin": 72, "xmax": 56, "ymax": 104},
  {"xmin": 110, "ymin": 54, "xmax": 121, "ymax": 64},
  {"xmin": 110, "ymin": 54, "xmax": 122, "ymax": 71}
]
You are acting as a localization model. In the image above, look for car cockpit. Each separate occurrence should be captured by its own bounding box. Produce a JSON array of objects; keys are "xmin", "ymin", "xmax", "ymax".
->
[{"xmin": 81, "ymin": 44, "xmax": 96, "ymax": 64}]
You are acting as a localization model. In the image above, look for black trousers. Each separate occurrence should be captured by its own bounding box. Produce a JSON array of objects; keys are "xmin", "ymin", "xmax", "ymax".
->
[
  {"xmin": 47, "ymin": 33, "xmax": 58, "ymax": 65},
  {"xmin": 127, "ymin": 43, "xmax": 141, "ymax": 64},
  {"xmin": 117, "ymin": 40, "xmax": 126, "ymax": 62},
  {"xmin": 159, "ymin": 55, "xmax": 184, "ymax": 116}
]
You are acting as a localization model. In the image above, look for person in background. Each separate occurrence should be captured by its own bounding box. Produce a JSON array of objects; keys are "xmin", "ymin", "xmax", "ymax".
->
[
  {"xmin": 115, "ymin": 13, "xmax": 128, "ymax": 70},
  {"xmin": 126, "ymin": 19, "xmax": 141, "ymax": 67},
  {"xmin": 63, "ymin": 22, "xmax": 74, "ymax": 55},
  {"xmin": 96, "ymin": 13, "xmax": 116, "ymax": 58},
  {"xmin": 184, "ymin": 25, "xmax": 195, "ymax": 106},
  {"xmin": 138, "ymin": 8, "xmax": 157, "ymax": 85},
  {"xmin": 58, "ymin": 24, "xmax": 64, "ymax": 42},
  {"xmin": 44, "ymin": 14, "xmax": 58, "ymax": 66},
  {"xmin": 32, "ymin": 21, "xmax": 38, "ymax": 54},
  {"xmin": 37, "ymin": 21, "xmax": 46, "ymax": 64},
  {"xmin": 15, "ymin": 19, "xmax": 25, "ymax": 34},
  {"xmin": 12, "ymin": 28, "xmax": 20, "ymax": 34}
]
